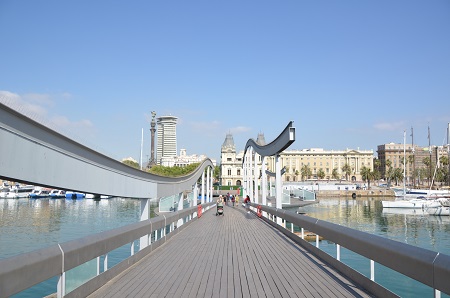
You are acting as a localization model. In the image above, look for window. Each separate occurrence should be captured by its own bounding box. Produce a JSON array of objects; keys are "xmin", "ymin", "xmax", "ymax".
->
[
  {"xmin": 228, "ymin": 169, "xmax": 231, "ymax": 175},
  {"xmin": 237, "ymin": 169, "xmax": 241, "ymax": 175}
]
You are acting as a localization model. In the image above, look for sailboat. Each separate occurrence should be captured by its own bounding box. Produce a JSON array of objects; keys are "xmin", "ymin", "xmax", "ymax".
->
[
  {"xmin": 389, "ymin": 125, "xmax": 450, "ymax": 199},
  {"xmin": 382, "ymin": 130, "xmax": 442, "ymax": 209}
]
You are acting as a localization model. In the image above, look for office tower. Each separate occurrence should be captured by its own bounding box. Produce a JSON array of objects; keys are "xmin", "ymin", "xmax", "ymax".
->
[{"xmin": 156, "ymin": 115, "xmax": 178, "ymax": 164}]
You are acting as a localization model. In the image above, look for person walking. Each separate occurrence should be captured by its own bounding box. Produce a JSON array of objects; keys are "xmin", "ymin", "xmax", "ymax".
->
[{"xmin": 244, "ymin": 195, "xmax": 251, "ymax": 213}]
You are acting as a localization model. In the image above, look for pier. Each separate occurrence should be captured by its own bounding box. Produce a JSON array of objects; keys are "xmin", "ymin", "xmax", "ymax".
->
[{"xmin": 87, "ymin": 205, "xmax": 371, "ymax": 298}]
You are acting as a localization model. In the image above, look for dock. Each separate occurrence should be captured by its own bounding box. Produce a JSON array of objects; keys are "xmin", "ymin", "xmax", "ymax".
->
[{"xmin": 88, "ymin": 204, "xmax": 372, "ymax": 297}]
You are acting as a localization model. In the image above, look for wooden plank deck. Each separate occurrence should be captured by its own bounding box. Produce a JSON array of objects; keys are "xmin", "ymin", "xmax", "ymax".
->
[{"xmin": 88, "ymin": 204, "xmax": 373, "ymax": 298}]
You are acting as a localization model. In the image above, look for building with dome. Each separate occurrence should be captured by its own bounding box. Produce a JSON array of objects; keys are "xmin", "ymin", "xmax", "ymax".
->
[{"xmin": 220, "ymin": 133, "xmax": 266, "ymax": 186}]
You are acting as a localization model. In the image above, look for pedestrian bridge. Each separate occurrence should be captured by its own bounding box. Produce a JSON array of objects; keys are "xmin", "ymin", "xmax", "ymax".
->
[{"xmin": 1, "ymin": 101, "xmax": 450, "ymax": 297}]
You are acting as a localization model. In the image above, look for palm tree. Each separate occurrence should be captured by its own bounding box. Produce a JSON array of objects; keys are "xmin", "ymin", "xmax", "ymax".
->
[
  {"xmin": 360, "ymin": 166, "xmax": 371, "ymax": 188},
  {"xmin": 407, "ymin": 154, "xmax": 414, "ymax": 187},
  {"xmin": 423, "ymin": 156, "xmax": 432, "ymax": 187},
  {"xmin": 393, "ymin": 168, "xmax": 404, "ymax": 186},
  {"xmin": 317, "ymin": 168, "xmax": 325, "ymax": 180},
  {"xmin": 385, "ymin": 159, "xmax": 392, "ymax": 186},
  {"xmin": 342, "ymin": 163, "xmax": 352, "ymax": 181},
  {"xmin": 332, "ymin": 168, "xmax": 340, "ymax": 180},
  {"xmin": 301, "ymin": 165, "xmax": 312, "ymax": 181}
]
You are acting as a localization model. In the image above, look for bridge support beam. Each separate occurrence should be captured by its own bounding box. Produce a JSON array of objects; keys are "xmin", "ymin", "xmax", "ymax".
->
[
  {"xmin": 201, "ymin": 171, "xmax": 205, "ymax": 204},
  {"xmin": 140, "ymin": 199, "xmax": 151, "ymax": 249},
  {"xmin": 242, "ymin": 121, "xmax": 295, "ymax": 214},
  {"xmin": 206, "ymin": 167, "xmax": 211, "ymax": 203},
  {"xmin": 254, "ymin": 151, "xmax": 259, "ymax": 204}
]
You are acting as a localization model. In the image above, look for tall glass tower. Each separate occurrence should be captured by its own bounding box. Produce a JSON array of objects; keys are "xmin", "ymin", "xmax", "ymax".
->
[{"xmin": 156, "ymin": 115, "xmax": 178, "ymax": 164}]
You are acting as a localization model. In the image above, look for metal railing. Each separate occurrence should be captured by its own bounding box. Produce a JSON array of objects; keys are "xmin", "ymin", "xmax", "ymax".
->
[
  {"xmin": 0, "ymin": 202, "xmax": 214, "ymax": 298},
  {"xmin": 249, "ymin": 202, "xmax": 450, "ymax": 297}
]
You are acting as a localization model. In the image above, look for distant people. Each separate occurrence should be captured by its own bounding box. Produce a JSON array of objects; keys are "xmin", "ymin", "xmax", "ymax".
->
[
  {"xmin": 235, "ymin": 195, "xmax": 239, "ymax": 206},
  {"xmin": 244, "ymin": 195, "xmax": 251, "ymax": 213},
  {"xmin": 231, "ymin": 195, "xmax": 235, "ymax": 207},
  {"xmin": 216, "ymin": 195, "xmax": 224, "ymax": 216}
]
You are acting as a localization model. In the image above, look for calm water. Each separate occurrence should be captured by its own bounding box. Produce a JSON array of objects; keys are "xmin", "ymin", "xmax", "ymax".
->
[
  {"xmin": 288, "ymin": 197, "xmax": 450, "ymax": 298},
  {"xmin": 1, "ymin": 196, "xmax": 449, "ymax": 297}
]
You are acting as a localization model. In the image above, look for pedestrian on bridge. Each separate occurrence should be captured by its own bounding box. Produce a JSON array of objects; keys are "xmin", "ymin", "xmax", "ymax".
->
[{"xmin": 244, "ymin": 195, "xmax": 251, "ymax": 213}]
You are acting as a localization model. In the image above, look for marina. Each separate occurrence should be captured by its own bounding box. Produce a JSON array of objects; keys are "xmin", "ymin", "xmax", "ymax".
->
[{"xmin": 1, "ymin": 196, "xmax": 450, "ymax": 297}]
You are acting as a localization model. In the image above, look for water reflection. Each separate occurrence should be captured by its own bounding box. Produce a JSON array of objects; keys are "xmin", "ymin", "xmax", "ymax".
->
[
  {"xmin": 0, "ymin": 197, "xmax": 143, "ymax": 260},
  {"xmin": 292, "ymin": 197, "xmax": 450, "ymax": 255},
  {"xmin": 288, "ymin": 196, "xmax": 450, "ymax": 297}
]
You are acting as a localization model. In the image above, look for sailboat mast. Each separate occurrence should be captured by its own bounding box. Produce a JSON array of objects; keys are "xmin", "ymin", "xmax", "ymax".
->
[
  {"xmin": 411, "ymin": 127, "xmax": 415, "ymax": 187},
  {"xmin": 403, "ymin": 130, "xmax": 406, "ymax": 196},
  {"xmin": 140, "ymin": 128, "xmax": 144, "ymax": 170},
  {"xmin": 448, "ymin": 123, "xmax": 450, "ymax": 187},
  {"xmin": 428, "ymin": 125, "xmax": 432, "ymax": 188}
]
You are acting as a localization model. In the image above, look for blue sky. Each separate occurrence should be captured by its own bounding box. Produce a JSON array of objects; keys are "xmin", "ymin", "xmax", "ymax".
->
[{"xmin": 1, "ymin": 0, "xmax": 449, "ymax": 164}]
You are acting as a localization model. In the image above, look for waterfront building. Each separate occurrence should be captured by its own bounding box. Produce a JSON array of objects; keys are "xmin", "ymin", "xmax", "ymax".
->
[
  {"xmin": 156, "ymin": 115, "xmax": 178, "ymax": 165},
  {"xmin": 266, "ymin": 148, "xmax": 374, "ymax": 182},
  {"xmin": 220, "ymin": 133, "xmax": 373, "ymax": 185},
  {"xmin": 377, "ymin": 142, "xmax": 450, "ymax": 186},
  {"xmin": 220, "ymin": 133, "xmax": 245, "ymax": 186}
]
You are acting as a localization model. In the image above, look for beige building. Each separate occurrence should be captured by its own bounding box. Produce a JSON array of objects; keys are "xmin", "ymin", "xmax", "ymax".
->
[
  {"xmin": 220, "ymin": 133, "xmax": 374, "ymax": 185},
  {"xmin": 266, "ymin": 148, "xmax": 374, "ymax": 182},
  {"xmin": 377, "ymin": 142, "xmax": 450, "ymax": 186}
]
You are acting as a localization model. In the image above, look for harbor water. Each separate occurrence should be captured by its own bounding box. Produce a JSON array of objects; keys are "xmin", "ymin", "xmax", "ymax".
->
[{"xmin": 1, "ymin": 196, "xmax": 450, "ymax": 297}]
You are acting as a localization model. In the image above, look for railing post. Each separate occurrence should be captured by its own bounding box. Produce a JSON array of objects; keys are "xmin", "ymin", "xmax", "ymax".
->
[
  {"xmin": 435, "ymin": 289, "xmax": 441, "ymax": 298},
  {"xmin": 104, "ymin": 254, "xmax": 108, "ymax": 272},
  {"xmin": 316, "ymin": 234, "xmax": 320, "ymax": 248},
  {"xmin": 301, "ymin": 227, "xmax": 304, "ymax": 239},
  {"xmin": 97, "ymin": 256, "xmax": 100, "ymax": 275},
  {"xmin": 370, "ymin": 260, "xmax": 374, "ymax": 281},
  {"xmin": 131, "ymin": 241, "xmax": 135, "ymax": 256},
  {"xmin": 57, "ymin": 272, "xmax": 65, "ymax": 298},
  {"xmin": 337, "ymin": 244, "xmax": 341, "ymax": 261}
]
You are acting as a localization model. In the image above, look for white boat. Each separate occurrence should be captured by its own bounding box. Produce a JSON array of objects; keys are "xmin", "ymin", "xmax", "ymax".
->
[
  {"xmin": 0, "ymin": 187, "xmax": 10, "ymax": 198},
  {"xmin": 29, "ymin": 187, "xmax": 52, "ymax": 198},
  {"xmin": 49, "ymin": 189, "xmax": 66, "ymax": 199},
  {"xmin": 425, "ymin": 197, "xmax": 450, "ymax": 216},
  {"xmin": 382, "ymin": 197, "xmax": 442, "ymax": 209},
  {"xmin": 5, "ymin": 185, "xmax": 35, "ymax": 198},
  {"xmin": 86, "ymin": 193, "xmax": 112, "ymax": 199},
  {"xmin": 426, "ymin": 206, "xmax": 450, "ymax": 216},
  {"xmin": 392, "ymin": 187, "xmax": 450, "ymax": 198},
  {"xmin": 381, "ymin": 207, "xmax": 426, "ymax": 216}
]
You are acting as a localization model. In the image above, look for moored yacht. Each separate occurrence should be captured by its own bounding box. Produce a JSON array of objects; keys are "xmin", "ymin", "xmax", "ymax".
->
[
  {"xmin": 29, "ymin": 187, "xmax": 52, "ymax": 198},
  {"xmin": 5, "ymin": 185, "xmax": 35, "ymax": 198},
  {"xmin": 49, "ymin": 189, "xmax": 66, "ymax": 199}
]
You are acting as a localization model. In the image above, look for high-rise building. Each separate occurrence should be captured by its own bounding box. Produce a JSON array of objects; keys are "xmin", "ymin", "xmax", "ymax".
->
[{"xmin": 156, "ymin": 115, "xmax": 178, "ymax": 165}]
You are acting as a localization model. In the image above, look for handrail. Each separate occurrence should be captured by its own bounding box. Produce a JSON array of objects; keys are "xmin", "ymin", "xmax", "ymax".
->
[
  {"xmin": 249, "ymin": 202, "xmax": 450, "ymax": 296},
  {"xmin": 0, "ymin": 202, "xmax": 214, "ymax": 298},
  {"xmin": 0, "ymin": 102, "xmax": 214, "ymax": 198}
]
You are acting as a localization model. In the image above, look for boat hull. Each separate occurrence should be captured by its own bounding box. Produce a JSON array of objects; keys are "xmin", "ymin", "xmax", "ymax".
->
[
  {"xmin": 65, "ymin": 192, "xmax": 85, "ymax": 199},
  {"xmin": 426, "ymin": 206, "xmax": 450, "ymax": 216},
  {"xmin": 382, "ymin": 198, "xmax": 441, "ymax": 209}
]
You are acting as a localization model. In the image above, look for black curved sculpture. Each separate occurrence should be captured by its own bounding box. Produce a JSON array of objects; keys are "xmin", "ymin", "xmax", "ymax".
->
[{"xmin": 243, "ymin": 121, "xmax": 295, "ymax": 158}]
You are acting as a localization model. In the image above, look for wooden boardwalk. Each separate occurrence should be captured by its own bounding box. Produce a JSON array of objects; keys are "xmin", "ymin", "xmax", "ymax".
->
[{"xmin": 88, "ymin": 204, "xmax": 373, "ymax": 298}]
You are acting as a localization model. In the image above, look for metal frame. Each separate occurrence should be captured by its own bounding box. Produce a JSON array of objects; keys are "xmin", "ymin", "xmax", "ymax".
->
[
  {"xmin": 0, "ymin": 102, "xmax": 214, "ymax": 199},
  {"xmin": 0, "ymin": 202, "xmax": 215, "ymax": 298},
  {"xmin": 248, "ymin": 202, "xmax": 450, "ymax": 297}
]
